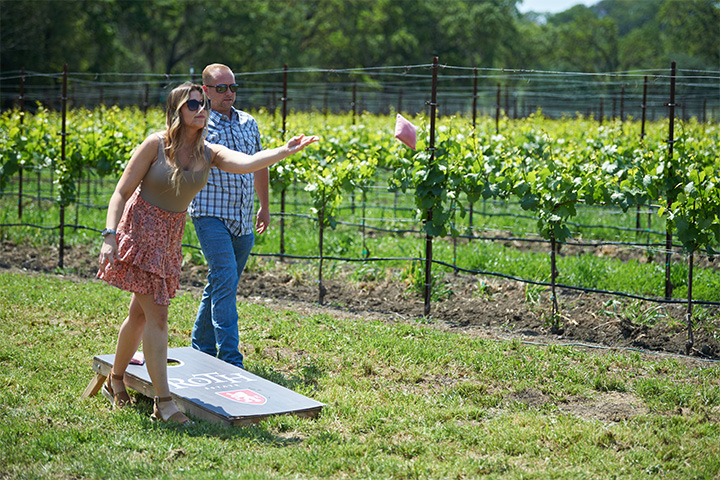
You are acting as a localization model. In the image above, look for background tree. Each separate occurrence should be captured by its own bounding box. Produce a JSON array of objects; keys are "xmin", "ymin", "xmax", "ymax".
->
[
  {"xmin": 657, "ymin": 0, "xmax": 720, "ymax": 69},
  {"xmin": 111, "ymin": 0, "xmax": 208, "ymax": 74},
  {"xmin": 435, "ymin": 0, "xmax": 521, "ymax": 67},
  {"xmin": 547, "ymin": 5, "xmax": 619, "ymax": 72},
  {"xmin": 0, "ymin": 0, "xmax": 122, "ymax": 73},
  {"xmin": 0, "ymin": 0, "xmax": 718, "ymax": 100}
]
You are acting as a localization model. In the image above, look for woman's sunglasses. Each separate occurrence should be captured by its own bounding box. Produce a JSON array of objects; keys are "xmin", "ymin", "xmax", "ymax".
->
[
  {"xmin": 205, "ymin": 83, "xmax": 239, "ymax": 93},
  {"xmin": 186, "ymin": 98, "xmax": 210, "ymax": 111}
]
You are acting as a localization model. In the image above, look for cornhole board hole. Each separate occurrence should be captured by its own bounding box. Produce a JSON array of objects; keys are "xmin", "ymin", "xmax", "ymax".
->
[{"xmin": 82, "ymin": 347, "xmax": 325, "ymax": 427}]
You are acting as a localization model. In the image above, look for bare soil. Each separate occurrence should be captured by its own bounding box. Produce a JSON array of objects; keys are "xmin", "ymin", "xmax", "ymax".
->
[{"xmin": 2, "ymin": 240, "xmax": 718, "ymax": 362}]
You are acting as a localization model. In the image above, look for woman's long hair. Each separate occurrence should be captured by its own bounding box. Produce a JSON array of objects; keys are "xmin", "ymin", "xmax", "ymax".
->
[{"xmin": 164, "ymin": 82, "xmax": 209, "ymax": 194}]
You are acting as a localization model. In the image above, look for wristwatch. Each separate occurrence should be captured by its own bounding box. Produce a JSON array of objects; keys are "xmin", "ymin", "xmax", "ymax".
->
[{"xmin": 101, "ymin": 228, "xmax": 117, "ymax": 237}]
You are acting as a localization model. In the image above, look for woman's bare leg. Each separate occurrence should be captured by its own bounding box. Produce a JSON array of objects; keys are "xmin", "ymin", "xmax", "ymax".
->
[
  {"xmin": 131, "ymin": 293, "xmax": 171, "ymax": 397},
  {"xmin": 110, "ymin": 294, "xmax": 145, "ymax": 393},
  {"xmin": 134, "ymin": 293, "xmax": 190, "ymax": 423}
]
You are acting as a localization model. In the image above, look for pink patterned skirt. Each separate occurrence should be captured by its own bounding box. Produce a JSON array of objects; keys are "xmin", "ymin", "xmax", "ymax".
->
[{"xmin": 97, "ymin": 189, "xmax": 186, "ymax": 306}]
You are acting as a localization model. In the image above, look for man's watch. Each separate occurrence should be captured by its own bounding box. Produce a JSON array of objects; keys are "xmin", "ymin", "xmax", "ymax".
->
[{"xmin": 101, "ymin": 228, "xmax": 117, "ymax": 237}]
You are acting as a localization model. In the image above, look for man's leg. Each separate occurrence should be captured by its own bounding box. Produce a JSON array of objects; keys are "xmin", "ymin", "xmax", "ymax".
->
[
  {"xmin": 191, "ymin": 280, "xmax": 216, "ymax": 356},
  {"xmin": 212, "ymin": 232, "xmax": 254, "ymax": 365},
  {"xmin": 190, "ymin": 216, "xmax": 238, "ymax": 362}
]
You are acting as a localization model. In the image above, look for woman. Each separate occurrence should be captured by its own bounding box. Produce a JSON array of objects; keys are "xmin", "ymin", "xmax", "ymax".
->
[{"xmin": 97, "ymin": 82, "xmax": 317, "ymax": 425}]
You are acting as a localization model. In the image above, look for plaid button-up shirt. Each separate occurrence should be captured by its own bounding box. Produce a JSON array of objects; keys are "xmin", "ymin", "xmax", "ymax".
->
[{"xmin": 189, "ymin": 107, "xmax": 263, "ymax": 236}]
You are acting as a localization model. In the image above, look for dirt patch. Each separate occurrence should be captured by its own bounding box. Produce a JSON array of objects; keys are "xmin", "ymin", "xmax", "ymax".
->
[
  {"xmin": 558, "ymin": 391, "xmax": 650, "ymax": 423},
  {"xmin": 1, "ymin": 240, "xmax": 719, "ymax": 361},
  {"xmin": 508, "ymin": 388, "xmax": 649, "ymax": 423}
]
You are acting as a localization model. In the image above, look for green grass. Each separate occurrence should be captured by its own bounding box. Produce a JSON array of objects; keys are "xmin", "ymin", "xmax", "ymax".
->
[{"xmin": 1, "ymin": 270, "xmax": 719, "ymax": 479}]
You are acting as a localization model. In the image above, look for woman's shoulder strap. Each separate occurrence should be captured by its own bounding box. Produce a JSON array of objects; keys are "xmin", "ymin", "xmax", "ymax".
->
[
  {"xmin": 155, "ymin": 132, "xmax": 166, "ymax": 161},
  {"xmin": 203, "ymin": 141, "xmax": 213, "ymax": 165}
]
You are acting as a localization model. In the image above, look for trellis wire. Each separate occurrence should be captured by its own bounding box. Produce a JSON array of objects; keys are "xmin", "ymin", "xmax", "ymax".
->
[{"xmin": 2, "ymin": 65, "xmax": 718, "ymax": 121}]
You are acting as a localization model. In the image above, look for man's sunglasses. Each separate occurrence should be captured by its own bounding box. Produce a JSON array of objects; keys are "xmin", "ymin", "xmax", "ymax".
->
[
  {"xmin": 186, "ymin": 98, "xmax": 209, "ymax": 111},
  {"xmin": 205, "ymin": 83, "xmax": 239, "ymax": 93}
]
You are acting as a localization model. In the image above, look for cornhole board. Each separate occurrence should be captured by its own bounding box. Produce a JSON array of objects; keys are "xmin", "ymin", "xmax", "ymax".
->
[{"xmin": 82, "ymin": 347, "xmax": 324, "ymax": 427}]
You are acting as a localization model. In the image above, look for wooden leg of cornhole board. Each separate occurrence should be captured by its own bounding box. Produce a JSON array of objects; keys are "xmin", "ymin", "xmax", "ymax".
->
[
  {"xmin": 82, "ymin": 356, "xmax": 156, "ymax": 398},
  {"xmin": 80, "ymin": 356, "xmax": 113, "ymax": 399},
  {"xmin": 81, "ymin": 373, "xmax": 107, "ymax": 398}
]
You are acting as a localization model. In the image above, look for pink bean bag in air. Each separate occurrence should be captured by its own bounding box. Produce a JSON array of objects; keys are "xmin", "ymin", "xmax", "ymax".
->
[{"xmin": 394, "ymin": 114, "xmax": 417, "ymax": 150}]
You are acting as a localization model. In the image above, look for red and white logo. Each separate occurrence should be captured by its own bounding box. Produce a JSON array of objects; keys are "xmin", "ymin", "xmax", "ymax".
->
[{"xmin": 217, "ymin": 389, "xmax": 267, "ymax": 405}]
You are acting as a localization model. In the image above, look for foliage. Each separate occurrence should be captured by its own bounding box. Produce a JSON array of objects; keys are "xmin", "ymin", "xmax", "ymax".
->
[
  {"xmin": 658, "ymin": 126, "xmax": 720, "ymax": 254},
  {"xmin": 657, "ymin": 0, "xmax": 720, "ymax": 68},
  {"xmin": 547, "ymin": 4, "xmax": 620, "ymax": 71},
  {"xmin": 3, "ymin": 107, "xmax": 720, "ymax": 253},
  {"xmin": 2, "ymin": 107, "xmax": 720, "ymax": 310},
  {"xmin": 1, "ymin": 0, "xmax": 718, "ymax": 80}
]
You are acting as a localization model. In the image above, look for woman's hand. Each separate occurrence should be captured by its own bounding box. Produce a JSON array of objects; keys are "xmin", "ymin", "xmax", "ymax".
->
[
  {"xmin": 285, "ymin": 134, "xmax": 319, "ymax": 155},
  {"xmin": 99, "ymin": 236, "xmax": 118, "ymax": 268}
]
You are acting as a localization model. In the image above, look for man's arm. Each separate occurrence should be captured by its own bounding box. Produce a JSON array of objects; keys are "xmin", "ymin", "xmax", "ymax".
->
[{"xmin": 254, "ymin": 167, "xmax": 270, "ymax": 234}]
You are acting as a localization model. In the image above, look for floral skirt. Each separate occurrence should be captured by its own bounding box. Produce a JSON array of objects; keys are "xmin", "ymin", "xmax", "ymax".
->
[{"xmin": 97, "ymin": 189, "xmax": 186, "ymax": 306}]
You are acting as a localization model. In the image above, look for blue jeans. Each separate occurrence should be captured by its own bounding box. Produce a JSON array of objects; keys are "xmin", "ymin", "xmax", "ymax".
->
[{"xmin": 190, "ymin": 216, "xmax": 254, "ymax": 368}]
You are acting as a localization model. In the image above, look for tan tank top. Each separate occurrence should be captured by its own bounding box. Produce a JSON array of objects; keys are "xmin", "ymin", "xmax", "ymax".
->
[{"xmin": 139, "ymin": 134, "xmax": 211, "ymax": 213}]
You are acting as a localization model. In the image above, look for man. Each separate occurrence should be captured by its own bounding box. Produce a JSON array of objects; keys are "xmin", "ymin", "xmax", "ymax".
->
[{"xmin": 188, "ymin": 63, "xmax": 269, "ymax": 368}]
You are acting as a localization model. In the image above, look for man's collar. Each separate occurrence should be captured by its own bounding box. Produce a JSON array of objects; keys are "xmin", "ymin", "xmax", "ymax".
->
[{"xmin": 210, "ymin": 107, "xmax": 238, "ymax": 123}]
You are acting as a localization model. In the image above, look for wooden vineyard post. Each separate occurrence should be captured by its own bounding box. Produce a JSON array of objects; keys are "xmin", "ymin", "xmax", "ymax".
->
[
  {"xmin": 472, "ymin": 68, "xmax": 478, "ymax": 129},
  {"xmin": 612, "ymin": 97, "xmax": 617, "ymax": 121},
  {"xmin": 351, "ymin": 81, "xmax": 357, "ymax": 125},
  {"xmin": 664, "ymin": 62, "xmax": 677, "ymax": 299},
  {"xmin": 640, "ymin": 76, "xmax": 648, "ymax": 141},
  {"xmin": 143, "ymin": 83, "xmax": 149, "ymax": 114},
  {"xmin": 469, "ymin": 68, "xmax": 478, "ymax": 232},
  {"xmin": 145, "ymin": 83, "xmax": 151, "ymax": 131},
  {"xmin": 424, "ymin": 56, "xmax": 439, "ymax": 316},
  {"xmin": 318, "ymin": 203, "xmax": 327, "ymax": 305},
  {"xmin": 495, "ymin": 84, "xmax": 501, "ymax": 134},
  {"xmin": 361, "ymin": 189, "xmax": 368, "ymax": 258},
  {"xmin": 636, "ymin": 76, "xmax": 648, "ymax": 239},
  {"xmin": 280, "ymin": 64, "xmax": 289, "ymax": 261},
  {"xmin": 350, "ymin": 81, "xmax": 358, "ymax": 215},
  {"xmin": 452, "ymin": 205, "xmax": 458, "ymax": 275},
  {"xmin": 550, "ymin": 235, "xmax": 560, "ymax": 333},
  {"xmin": 18, "ymin": 67, "xmax": 25, "ymax": 220},
  {"xmin": 686, "ymin": 251, "xmax": 695, "ymax": 355},
  {"xmin": 59, "ymin": 64, "xmax": 68, "ymax": 269},
  {"xmin": 504, "ymin": 84, "xmax": 510, "ymax": 120}
]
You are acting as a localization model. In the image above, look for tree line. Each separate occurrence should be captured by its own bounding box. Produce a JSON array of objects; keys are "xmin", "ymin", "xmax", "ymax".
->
[{"xmin": 1, "ymin": 0, "xmax": 717, "ymax": 84}]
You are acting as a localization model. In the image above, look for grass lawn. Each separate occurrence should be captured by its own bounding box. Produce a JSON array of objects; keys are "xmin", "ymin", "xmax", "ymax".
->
[{"xmin": 1, "ymin": 270, "xmax": 719, "ymax": 479}]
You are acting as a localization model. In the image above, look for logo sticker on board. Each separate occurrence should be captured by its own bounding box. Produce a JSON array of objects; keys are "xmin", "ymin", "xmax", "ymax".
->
[{"xmin": 217, "ymin": 389, "xmax": 267, "ymax": 405}]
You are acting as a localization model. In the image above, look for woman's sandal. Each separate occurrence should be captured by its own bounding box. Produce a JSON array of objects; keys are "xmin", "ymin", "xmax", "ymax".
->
[
  {"xmin": 101, "ymin": 371, "xmax": 132, "ymax": 408},
  {"xmin": 151, "ymin": 396, "xmax": 193, "ymax": 425}
]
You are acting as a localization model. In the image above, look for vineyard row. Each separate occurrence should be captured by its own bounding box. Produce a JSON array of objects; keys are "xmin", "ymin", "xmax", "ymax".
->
[{"xmin": 1, "ymin": 63, "xmax": 719, "ymax": 351}]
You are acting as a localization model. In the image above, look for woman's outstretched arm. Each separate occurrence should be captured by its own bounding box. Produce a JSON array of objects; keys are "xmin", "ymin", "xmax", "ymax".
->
[{"xmin": 210, "ymin": 134, "xmax": 319, "ymax": 174}]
